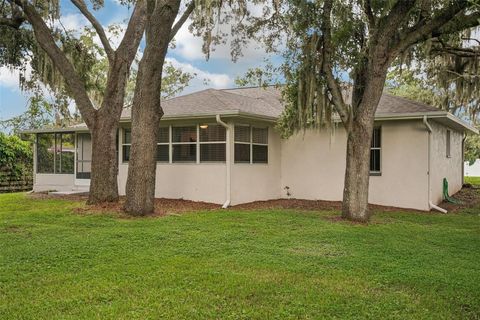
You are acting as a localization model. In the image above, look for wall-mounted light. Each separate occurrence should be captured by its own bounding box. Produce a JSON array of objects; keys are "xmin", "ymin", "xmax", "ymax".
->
[{"xmin": 200, "ymin": 124, "xmax": 208, "ymax": 129}]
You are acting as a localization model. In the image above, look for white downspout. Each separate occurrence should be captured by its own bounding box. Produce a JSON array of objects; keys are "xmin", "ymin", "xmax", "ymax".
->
[
  {"xmin": 423, "ymin": 116, "xmax": 448, "ymax": 213},
  {"xmin": 216, "ymin": 115, "xmax": 231, "ymax": 208}
]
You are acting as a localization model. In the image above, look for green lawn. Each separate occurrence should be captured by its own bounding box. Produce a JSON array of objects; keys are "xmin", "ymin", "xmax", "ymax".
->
[
  {"xmin": 466, "ymin": 176, "xmax": 480, "ymax": 186},
  {"xmin": 1, "ymin": 193, "xmax": 479, "ymax": 319}
]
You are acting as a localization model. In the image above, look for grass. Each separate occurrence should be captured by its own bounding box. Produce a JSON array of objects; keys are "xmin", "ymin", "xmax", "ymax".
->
[
  {"xmin": 1, "ymin": 193, "xmax": 479, "ymax": 319},
  {"xmin": 465, "ymin": 176, "xmax": 480, "ymax": 186}
]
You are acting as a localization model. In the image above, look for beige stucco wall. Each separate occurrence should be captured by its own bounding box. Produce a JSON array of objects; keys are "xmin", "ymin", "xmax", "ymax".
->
[
  {"xmin": 118, "ymin": 163, "xmax": 226, "ymax": 204},
  {"xmin": 116, "ymin": 120, "xmax": 281, "ymax": 205},
  {"xmin": 429, "ymin": 121, "xmax": 463, "ymax": 205},
  {"xmin": 280, "ymin": 120, "xmax": 431, "ymax": 210},
  {"xmin": 34, "ymin": 174, "xmax": 75, "ymax": 192},
  {"xmin": 230, "ymin": 124, "xmax": 282, "ymax": 205},
  {"xmin": 32, "ymin": 118, "xmax": 465, "ymax": 211}
]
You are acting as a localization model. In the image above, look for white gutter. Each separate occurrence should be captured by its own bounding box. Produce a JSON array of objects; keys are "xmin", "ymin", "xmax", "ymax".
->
[
  {"xmin": 216, "ymin": 114, "xmax": 231, "ymax": 208},
  {"xmin": 423, "ymin": 116, "xmax": 448, "ymax": 213}
]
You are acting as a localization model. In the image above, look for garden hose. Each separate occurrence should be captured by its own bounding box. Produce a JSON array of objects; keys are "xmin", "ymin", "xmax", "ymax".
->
[{"xmin": 443, "ymin": 178, "xmax": 462, "ymax": 204}]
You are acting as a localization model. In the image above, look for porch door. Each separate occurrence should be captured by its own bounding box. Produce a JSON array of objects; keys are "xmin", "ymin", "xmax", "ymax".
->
[{"xmin": 76, "ymin": 133, "xmax": 91, "ymax": 185}]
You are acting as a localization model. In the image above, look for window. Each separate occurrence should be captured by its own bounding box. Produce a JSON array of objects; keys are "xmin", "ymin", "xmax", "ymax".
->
[
  {"xmin": 370, "ymin": 127, "xmax": 381, "ymax": 174},
  {"xmin": 36, "ymin": 133, "xmax": 75, "ymax": 174},
  {"xmin": 157, "ymin": 127, "xmax": 169, "ymax": 162},
  {"xmin": 122, "ymin": 127, "xmax": 170, "ymax": 162},
  {"xmin": 122, "ymin": 128, "xmax": 131, "ymax": 162},
  {"xmin": 200, "ymin": 124, "xmax": 226, "ymax": 162},
  {"xmin": 234, "ymin": 125, "xmax": 268, "ymax": 164},
  {"xmin": 172, "ymin": 126, "xmax": 197, "ymax": 162},
  {"xmin": 446, "ymin": 129, "xmax": 451, "ymax": 158}
]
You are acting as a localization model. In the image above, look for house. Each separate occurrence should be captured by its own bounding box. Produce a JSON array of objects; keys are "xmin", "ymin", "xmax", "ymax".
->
[
  {"xmin": 465, "ymin": 159, "xmax": 480, "ymax": 177},
  {"xmin": 25, "ymin": 86, "xmax": 478, "ymax": 211}
]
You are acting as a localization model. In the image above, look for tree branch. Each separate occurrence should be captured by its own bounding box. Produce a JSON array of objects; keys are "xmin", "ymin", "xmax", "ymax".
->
[
  {"xmin": 169, "ymin": 0, "xmax": 194, "ymax": 41},
  {"xmin": 0, "ymin": 2, "xmax": 25, "ymax": 29},
  {"xmin": 0, "ymin": 16, "xmax": 23, "ymax": 28},
  {"xmin": 70, "ymin": 0, "xmax": 114, "ymax": 62},
  {"xmin": 362, "ymin": 0, "xmax": 375, "ymax": 30},
  {"xmin": 393, "ymin": 1, "xmax": 473, "ymax": 53},
  {"xmin": 12, "ymin": 0, "xmax": 96, "ymax": 126},
  {"xmin": 320, "ymin": 0, "xmax": 350, "ymax": 126},
  {"xmin": 376, "ymin": 0, "xmax": 416, "ymax": 43},
  {"xmin": 115, "ymin": 0, "xmax": 146, "ymax": 64}
]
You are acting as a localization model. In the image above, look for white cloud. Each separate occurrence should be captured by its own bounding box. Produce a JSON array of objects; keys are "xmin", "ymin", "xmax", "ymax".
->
[
  {"xmin": 171, "ymin": 17, "xmax": 269, "ymax": 62},
  {"xmin": 54, "ymin": 13, "xmax": 89, "ymax": 33},
  {"xmin": 165, "ymin": 57, "xmax": 233, "ymax": 93},
  {"xmin": 0, "ymin": 67, "xmax": 21, "ymax": 91}
]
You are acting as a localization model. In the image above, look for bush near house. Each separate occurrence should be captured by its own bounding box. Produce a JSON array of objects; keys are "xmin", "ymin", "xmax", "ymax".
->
[
  {"xmin": 0, "ymin": 133, "xmax": 33, "ymax": 193},
  {"xmin": 0, "ymin": 193, "xmax": 479, "ymax": 319}
]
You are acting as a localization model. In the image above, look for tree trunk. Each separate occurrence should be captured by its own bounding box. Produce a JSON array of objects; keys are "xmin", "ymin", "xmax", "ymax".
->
[
  {"xmin": 342, "ymin": 57, "xmax": 390, "ymax": 222},
  {"xmin": 124, "ymin": 1, "xmax": 180, "ymax": 215},
  {"xmin": 342, "ymin": 118, "xmax": 374, "ymax": 222},
  {"xmin": 87, "ymin": 119, "xmax": 119, "ymax": 204}
]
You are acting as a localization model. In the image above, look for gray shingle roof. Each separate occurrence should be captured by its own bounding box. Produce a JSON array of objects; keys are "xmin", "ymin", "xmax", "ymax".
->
[
  {"xmin": 121, "ymin": 86, "xmax": 284, "ymax": 120},
  {"xmin": 24, "ymin": 86, "xmax": 477, "ymax": 134},
  {"xmin": 376, "ymin": 93, "xmax": 440, "ymax": 114},
  {"xmin": 121, "ymin": 86, "xmax": 442, "ymax": 120}
]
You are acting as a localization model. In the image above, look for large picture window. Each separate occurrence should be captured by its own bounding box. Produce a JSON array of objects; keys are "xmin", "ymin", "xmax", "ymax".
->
[
  {"xmin": 234, "ymin": 125, "xmax": 268, "ymax": 164},
  {"xmin": 370, "ymin": 127, "xmax": 381, "ymax": 174},
  {"xmin": 37, "ymin": 133, "xmax": 75, "ymax": 174}
]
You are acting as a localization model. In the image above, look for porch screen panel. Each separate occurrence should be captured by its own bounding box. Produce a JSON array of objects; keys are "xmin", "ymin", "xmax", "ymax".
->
[
  {"xmin": 252, "ymin": 127, "xmax": 268, "ymax": 163},
  {"xmin": 172, "ymin": 126, "xmax": 197, "ymax": 162},
  {"xmin": 200, "ymin": 125, "xmax": 226, "ymax": 162},
  {"xmin": 56, "ymin": 133, "xmax": 75, "ymax": 174},
  {"xmin": 37, "ymin": 133, "xmax": 55, "ymax": 173},
  {"xmin": 156, "ymin": 127, "xmax": 169, "ymax": 162},
  {"xmin": 234, "ymin": 125, "xmax": 250, "ymax": 163},
  {"xmin": 77, "ymin": 133, "xmax": 92, "ymax": 179}
]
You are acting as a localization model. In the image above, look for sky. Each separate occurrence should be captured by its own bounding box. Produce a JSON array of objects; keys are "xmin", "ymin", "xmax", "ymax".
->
[{"xmin": 0, "ymin": 1, "xmax": 280, "ymax": 122}]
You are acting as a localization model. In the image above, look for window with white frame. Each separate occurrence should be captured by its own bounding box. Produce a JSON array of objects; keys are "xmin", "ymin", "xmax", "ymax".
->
[
  {"xmin": 200, "ymin": 124, "xmax": 226, "ymax": 162},
  {"xmin": 122, "ymin": 127, "xmax": 170, "ymax": 163},
  {"xmin": 370, "ymin": 127, "xmax": 381, "ymax": 174},
  {"xmin": 446, "ymin": 129, "xmax": 451, "ymax": 158},
  {"xmin": 234, "ymin": 125, "xmax": 268, "ymax": 164},
  {"xmin": 172, "ymin": 126, "xmax": 197, "ymax": 162}
]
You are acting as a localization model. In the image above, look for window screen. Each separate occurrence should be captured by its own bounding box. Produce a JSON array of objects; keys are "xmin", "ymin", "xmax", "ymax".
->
[
  {"xmin": 199, "ymin": 125, "xmax": 226, "ymax": 162},
  {"xmin": 37, "ymin": 133, "xmax": 74, "ymax": 174},
  {"xmin": 122, "ymin": 128, "xmax": 131, "ymax": 162},
  {"xmin": 446, "ymin": 130, "xmax": 451, "ymax": 158},
  {"xmin": 173, "ymin": 126, "xmax": 197, "ymax": 143},
  {"xmin": 55, "ymin": 133, "xmax": 75, "ymax": 174},
  {"xmin": 370, "ymin": 127, "xmax": 381, "ymax": 173},
  {"xmin": 172, "ymin": 126, "xmax": 197, "ymax": 162},
  {"xmin": 157, "ymin": 127, "xmax": 169, "ymax": 162},
  {"xmin": 234, "ymin": 125, "xmax": 250, "ymax": 143},
  {"xmin": 37, "ymin": 133, "xmax": 55, "ymax": 173},
  {"xmin": 158, "ymin": 127, "xmax": 169, "ymax": 143},
  {"xmin": 234, "ymin": 125, "xmax": 268, "ymax": 164}
]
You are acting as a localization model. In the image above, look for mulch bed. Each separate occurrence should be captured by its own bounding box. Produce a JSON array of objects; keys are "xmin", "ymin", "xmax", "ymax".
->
[
  {"xmin": 28, "ymin": 184, "xmax": 480, "ymax": 217},
  {"xmin": 440, "ymin": 184, "xmax": 480, "ymax": 212}
]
